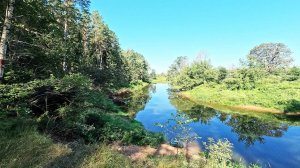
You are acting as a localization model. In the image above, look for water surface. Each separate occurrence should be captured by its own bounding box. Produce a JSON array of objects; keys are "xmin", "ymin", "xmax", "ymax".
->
[{"xmin": 135, "ymin": 84, "xmax": 300, "ymax": 168}]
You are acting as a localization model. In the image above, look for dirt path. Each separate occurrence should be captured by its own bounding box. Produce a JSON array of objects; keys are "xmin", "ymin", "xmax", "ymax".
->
[{"xmin": 112, "ymin": 142, "xmax": 201, "ymax": 161}]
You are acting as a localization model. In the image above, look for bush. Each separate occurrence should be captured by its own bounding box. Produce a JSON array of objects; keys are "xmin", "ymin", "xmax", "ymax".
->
[
  {"xmin": 217, "ymin": 67, "xmax": 228, "ymax": 83},
  {"xmin": 224, "ymin": 78, "xmax": 242, "ymax": 90},
  {"xmin": 1, "ymin": 73, "xmax": 164, "ymax": 145},
  {"xmin": 204, "ymin": 138, "xmax": 233, "ymax": 167},
  {"xmin": 101, "ymin": 115, "xmax": 164, "ymax": 146},
  {"xmin": 0, "ymin": 84, "xmax": 32, "ymax": 118},
  {"xmin": 285, "ymin": 67, "xmax": 300, "ymax": 81}
]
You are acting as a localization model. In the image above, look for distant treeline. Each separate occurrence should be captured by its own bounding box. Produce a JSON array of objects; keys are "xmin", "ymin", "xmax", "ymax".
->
[{"xmin": 167, "ymin": 43, "xmax": 300, "ymax": 91}]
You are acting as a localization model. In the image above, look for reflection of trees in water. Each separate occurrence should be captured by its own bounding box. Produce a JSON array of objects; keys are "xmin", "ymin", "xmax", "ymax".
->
[
  {"xmin": 169, "ymin": 95, "xmax": 289, "ymax": 147},
  {"xmin": 225, "ymin": 115, "xmax": 288, "ymax": 147},
  {"xmin": 126, "ymin": 85, "xmax": 153, "ymax": 117},
  {"xmin": 169, "ymin": 95, "xmax": 217, "ymax": 124},
  {"xmin": 149, "ymin": 84, "xmax": 157, "ymax": 94},
  {"xmin": 218, "ymin": 113, "xmax": 229, "ymax": 122},
  {"xmin": 187, "ymin": 105, "xmax": 217, "ymax": 124}
]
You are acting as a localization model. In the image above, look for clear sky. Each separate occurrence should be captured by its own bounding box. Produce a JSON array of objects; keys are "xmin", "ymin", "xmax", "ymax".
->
[{"xmin": 91, "ymin": 0, "xmax": 300, "ymax": 73}]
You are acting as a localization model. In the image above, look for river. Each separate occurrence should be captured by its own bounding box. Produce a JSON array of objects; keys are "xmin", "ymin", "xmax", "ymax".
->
[{"xmin": 134, "ymin": 84, "xmax": 300, "ymax": 168}]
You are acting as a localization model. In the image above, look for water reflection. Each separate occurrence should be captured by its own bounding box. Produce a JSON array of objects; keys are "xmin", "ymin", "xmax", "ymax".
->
[
  {"xmin": 124, "ymin": 85, "xmax": 155, "ymax": 116},
  {"xmin": 129, "ymin": 85, "xmax": 290, "ymax": 146},
  {"xmin": 169, "ymin": 94, "xmax": 289, "ymax": 147},
  {"xmin": 225, "ymin": 115, "xmax": 288, "ymax": 146},
  {"xmin": 134, "ymin": 84, "xmax": 300, "ymax": 168},
  {"xmin": 170, "ymin": 95, "xmax": 217, "ymax": 124}
]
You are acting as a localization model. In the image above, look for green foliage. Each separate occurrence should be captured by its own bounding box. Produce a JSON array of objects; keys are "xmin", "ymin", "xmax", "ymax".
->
[
  {"xmin": 0, "ymin": 123, "xmax": 258, "ymax": 168},
  {"xmin": 167, "ymin": 43, "xmax": 298, "ymax": 113},
  {"xmin": 183, "ymin": 79, "xmax": 300, "ymax": 112},
  {"xmin": 72, "ymin": 111, "xmax": 164, "ymax": 145},
  {"xmin": 101, "ymin": 114, "xmax": 164, "ymax": 146},
  {"xmin": 0, "ymin": 126, "xmax": 70, "ymax": 168},
  {"xmin": 152, "ymin": 74, "xmax": 168, "ymax": 83},
  {"xmin": 122, "ymin": 49, "xmax": 151, "ymax": 84},
  {"xmin": 149, "ymin": 69, "xmax": 157, "ymax": 80},
  {"xmin": 79, "ymin": 144, "xmax": 134, "ymax": 168},
  {"xmin": 168, "ymin": 58, "xmax": 218, "ymax": 90},
  {"xmin": 203, "ymin": 138, "xmax": 261, "ymax": 168},
  {"xmin": 1, "ymin": 74, "xmax": 163, "ymax": 145},
  {"xmin": 204, "ymin": 138, "xmax": 233, "ymax": 168},
  {"xmin": 217, "ymin": 67, "xmax": 228, "ymax": 83},
  {"xmin": 285, "ymin": 66, "xmax": 300, "ymax": 81},
  {"xmin": 124, "ymin": 83, "xmax": 152, "ymax": 116},
  {"xmin": 1, "ymin": 1, "xmax": 151, "ymax": 88},
  {"xmin": 246, "ymin": 43, "xmax": 293, "ymax": 73},
  {"xmin": 189, "ymin": 61, "xmax": 218, "ymax": 84},
  {"xmin": 0, "ymin": 125, "xmax": 149, "ymax": 168},
  {"xmin": 223, "ymin": 77, "xmax": 242, "ymax": 90},
  {"xmin": 222, "ymin": 67, "xmax": 265, "ymax": 90},
  {"xmin": 167, "ymin": 56, "xmax": 189, "ymax": 80},
  {"xmin": 166, "ymin": 42, "xmax": 298, "ymax": 113}
]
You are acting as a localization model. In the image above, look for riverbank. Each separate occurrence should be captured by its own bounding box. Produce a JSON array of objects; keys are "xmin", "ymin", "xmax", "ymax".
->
[
  {"xmin": 151, "ymin": 76, "xmax": 168, "ymax": 84},
  {"xmin": 0, "ymin": 126, "xmax": 186, "ymax": 168},
  {"xmin": 0, "ymin": 125, "xmax": 256, "ymax": 168},
  {"xmin": 1, "ymin": 80, "xmax": 262, "ymax": 167},
  {"xmin": 0, "ymin": 75, "xmax": 164, "ymax": 167},
  {"xmin": 179, "ymin": 79, "xmax": 300, "ymax": 115}
]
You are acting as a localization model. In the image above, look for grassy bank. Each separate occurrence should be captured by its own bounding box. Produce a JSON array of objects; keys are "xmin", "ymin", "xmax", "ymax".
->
[
  {"xmin": 0, "ymin": 124, "xmax": 259, "ymax": 168},
  {"xmin": 0, "ymin": 126, "xmax": 182, "ymax": 168},
  {"xmin": 0, "ymin": 74, "xmax": 261, "ymax": 167},
  {"xmin": 180, "ymin": 79, "xmax": 300, "ymax": 114},
  {"xmin": 0, "ymin": 75, "xmax": 168, "ymax": 167},
  {"xmin": 152, "ymin": 76, "xmax": 168, "ymax": 84}
]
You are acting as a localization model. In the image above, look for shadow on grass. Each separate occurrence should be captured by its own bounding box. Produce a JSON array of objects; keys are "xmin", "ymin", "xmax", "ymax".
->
[{"xmin": 44, "ymin": 142, "xmax": 96, "ymax": 168}]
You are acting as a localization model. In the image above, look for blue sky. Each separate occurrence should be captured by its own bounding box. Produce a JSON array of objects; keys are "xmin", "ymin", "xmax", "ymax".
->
[{"xmin": 91, "ymin": 0, "xmax": 300, "ymax": 73}]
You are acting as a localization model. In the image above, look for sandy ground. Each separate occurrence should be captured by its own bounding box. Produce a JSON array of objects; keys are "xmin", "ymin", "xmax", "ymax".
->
[{"xmin": 112, "ymin": 142, "xmax": 201, "ymax": 161}]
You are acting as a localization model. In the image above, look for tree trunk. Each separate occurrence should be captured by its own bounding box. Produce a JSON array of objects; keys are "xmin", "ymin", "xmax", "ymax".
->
[
  {"xmin": 63, "ymin": 0, "xmax": 72, "ymax": 72},
  {"xmin": 82, "ymin": 28, "xmax": 89, "ymax": 64},
  {"xmin": 0, "ymin": 0, "xmax": 15, "ymax": 83}
]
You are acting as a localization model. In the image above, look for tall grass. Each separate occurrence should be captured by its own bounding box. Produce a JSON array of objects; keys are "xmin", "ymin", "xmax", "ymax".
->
[
  {"xmin": 183, "ymin": 79, "xmax": 300, "ymax": 113},
  {"xmin": 1, "ymin": 125, "xmax": 258, "ymax": 168},
  {"xmin": 0, "ymin": 126, "xmax": 70, "ymax": 168}
]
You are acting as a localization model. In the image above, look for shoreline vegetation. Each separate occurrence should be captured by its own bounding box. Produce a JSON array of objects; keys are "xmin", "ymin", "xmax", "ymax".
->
[
  {"xmin": 1, "ymin": 0, "xmax": 298, "ymax": 167},
  {"xmin": 176, "ymin": 91, "xmax": 300, "ymax": 126},
  {"xmin": 178, "ymin": 87, "xmax": 300, "ymax": 115},
  {"xmin": 0, "ymin": 77, "xmax": 257, "ymax": 168},
  {"xmin": 166, "ymin": 43, "xmax": 300, "ymax": 117},
  {"xmin": 151, "ymin": 80, "xmax": 300, "ymax": 115},
  {"xmin": 151, "ymin": 75, "xmax": 168, "ymax": 84}
]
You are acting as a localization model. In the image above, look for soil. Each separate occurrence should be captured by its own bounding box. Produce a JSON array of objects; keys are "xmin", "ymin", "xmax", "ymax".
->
[{"xmin": 112, "ymin": 142, "xmax": 201, "ymax": 161}]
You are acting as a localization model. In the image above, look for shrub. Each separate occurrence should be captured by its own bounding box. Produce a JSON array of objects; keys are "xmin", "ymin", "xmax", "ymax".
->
[
  {"xmin": 285, "ymin": 67, "xmax": 300, "ymax": 81},
  {"xmin": 101, "ymin": 115, "xmax": 164, "ymax": 146},
  {"xmin": 224, "ymin": 78, "xmax": 242, "ymax": 90},
  {"xmin": 217, "ymin": 67, "xmax": 228, "ymax": 83},
  {"xmin": 204, "ymin": 138, "xmax": 233, "ymax": 168}
]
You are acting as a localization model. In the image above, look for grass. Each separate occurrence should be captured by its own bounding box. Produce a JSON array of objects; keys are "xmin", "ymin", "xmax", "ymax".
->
[
  {"xmin": 152, "ymin": 76, "xmax": 168, "ymax": 84},
  {"xmin": 0, "ymin": 125, "xmax": 255, "ymax": 168},
  {"xmin": 0, "ymin": 75, "xmax": 261, "ymax": 168},
  {"xmin": 0, "ymin": 125, "xmax": 129, "ymax": 168},
  {"xmin": 0, "ymin": 124, "xmax": 194, "ymax": 168},
  {"xmin": 0, "ymin": 126, "xmax": 70, "ymax": 168},
  {"xmin": 181, "ymin": 79, "xmax": 300, "ymax": 114},
  {"xmin": 0, "ymin": 126, "xmax": 138, "ymax": 168}
]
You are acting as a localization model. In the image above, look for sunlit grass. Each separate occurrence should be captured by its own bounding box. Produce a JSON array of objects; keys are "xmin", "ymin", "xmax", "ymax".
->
[
  {"xmin": 182, "ymin": 79, "xmax": 300, "ymax": 113},
  {"xmin": 152, "ymin": 76, "xmax": 168, "ymax": 84}
]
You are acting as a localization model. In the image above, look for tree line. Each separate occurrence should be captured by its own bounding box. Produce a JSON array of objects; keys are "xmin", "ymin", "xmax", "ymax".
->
[
  {"xmin": 167, "ymin": 43, "xmax": 300, "ymax": 90},
  {"xmin": 0, "ymin": 0, "xmax": 150, "ymax": 86}
]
